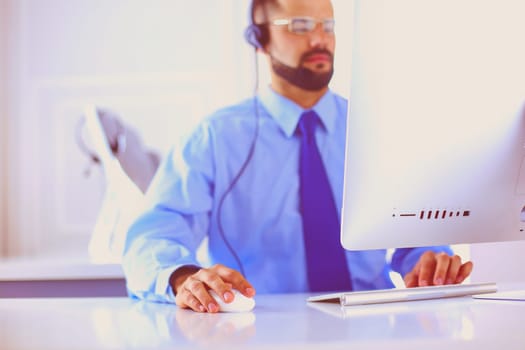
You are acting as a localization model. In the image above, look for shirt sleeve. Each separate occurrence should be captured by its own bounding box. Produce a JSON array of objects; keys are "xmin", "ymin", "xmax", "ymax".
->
[
  {"xmin": 390, "ymin": 246, "xmax": 453, "ymax": 278},
  {"xmin": 122, "ymin": 123, "xmax": 215, "ymax": 303}
]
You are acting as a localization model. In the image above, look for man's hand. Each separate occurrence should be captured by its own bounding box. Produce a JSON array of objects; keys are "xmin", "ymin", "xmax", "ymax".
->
[
  {"xmin": 404, "ymin": 251, "xmax": 473, "ymax": 287},
  {"xmin": 171, "ymin": 264, "xmax": 255, "ymax": 313}
]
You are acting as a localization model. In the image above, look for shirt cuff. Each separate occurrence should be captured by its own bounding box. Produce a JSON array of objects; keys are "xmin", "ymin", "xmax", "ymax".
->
[{"xmin": 156, "ymin": 266, "xmax": 178, "ymax": 303}]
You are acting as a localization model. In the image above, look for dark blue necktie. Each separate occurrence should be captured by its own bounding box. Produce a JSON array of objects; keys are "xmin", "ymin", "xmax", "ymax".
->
[{"xmin": 297, "ymin": 110, "xmax": 353, "ymax": 292}]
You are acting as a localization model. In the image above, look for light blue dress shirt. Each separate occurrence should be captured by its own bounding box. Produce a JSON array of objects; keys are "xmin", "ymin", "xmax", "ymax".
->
[{"xmin": 123, "ymin": 87, "xmax": 451, "ymax": 303}]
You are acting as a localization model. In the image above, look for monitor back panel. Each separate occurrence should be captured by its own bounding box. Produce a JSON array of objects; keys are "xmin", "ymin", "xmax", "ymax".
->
[{"xmin": 341, "ymin": 0, "xmax": 525, "ymax": 249}]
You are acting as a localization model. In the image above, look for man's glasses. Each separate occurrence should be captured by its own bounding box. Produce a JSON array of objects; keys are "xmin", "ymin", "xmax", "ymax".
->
[{"xmin": 268, "ymin": 17, "xmax": 335, "ymax": 35}]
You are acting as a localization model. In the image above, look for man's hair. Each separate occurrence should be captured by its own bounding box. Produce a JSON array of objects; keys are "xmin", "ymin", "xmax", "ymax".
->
[{"xmin": 248, "ymin": 0, "xmax": 279, "ymax": 48}]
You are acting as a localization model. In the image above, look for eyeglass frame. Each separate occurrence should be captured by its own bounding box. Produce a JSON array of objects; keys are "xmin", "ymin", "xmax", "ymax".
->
[{"xmin": 265, "ymin": 17, "xmax": 336, "ymax": 35}]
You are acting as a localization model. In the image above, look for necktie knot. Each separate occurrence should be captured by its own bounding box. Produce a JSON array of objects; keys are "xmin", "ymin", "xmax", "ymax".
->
[{"xmin": 297, "ymin": 110, "xmax": 319, "ymax": 140}]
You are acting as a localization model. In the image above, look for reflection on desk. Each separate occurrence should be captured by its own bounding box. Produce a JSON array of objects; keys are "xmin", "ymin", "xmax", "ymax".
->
[
  {"xmin": 110, "ymin": 301, "xmax": 256, "ymax": 348},
  {"xmin": 0, "ymin": 293, "xmax": 524, "ymax": 349},
  {"xmin": 307, "ymin": 300, "xmax": 473, "ymax": 340}
]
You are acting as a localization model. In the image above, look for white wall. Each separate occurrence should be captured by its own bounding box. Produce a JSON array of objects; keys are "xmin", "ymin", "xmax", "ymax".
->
[
  {"xmin": 0, "ymin": 0, "xmax": 8, "ymax": 257},
  {"xmin": 4, "ymin": 0, "xmax": 256, "ymax": 258},
  {"xmin": 470, "ymin": 241, "xmax": 525, "ymax": 283},
  {"xmin": 2, "ymin": 0, "xmax": 355, "ymax": 260}
]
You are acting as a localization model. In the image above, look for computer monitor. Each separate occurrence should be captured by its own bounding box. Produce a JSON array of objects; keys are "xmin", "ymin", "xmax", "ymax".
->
[{"xmin": 340, "ymin": 0, "xmax": 525, "ymax": 250}]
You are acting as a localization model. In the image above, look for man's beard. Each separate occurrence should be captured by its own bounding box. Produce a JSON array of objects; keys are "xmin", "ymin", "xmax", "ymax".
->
[{"xmin": 271, "ymin": 49, "xmax": 334, "ymax": 91}]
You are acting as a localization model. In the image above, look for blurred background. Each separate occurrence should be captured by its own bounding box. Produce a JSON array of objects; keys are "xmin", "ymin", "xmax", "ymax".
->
[
  {"xmin": 0, "ymin": 0, "xmax": 352, "ymax": 261},
  {"xmin": 0, "ymin": 0, "xmax": 523, "ymax": 286}
]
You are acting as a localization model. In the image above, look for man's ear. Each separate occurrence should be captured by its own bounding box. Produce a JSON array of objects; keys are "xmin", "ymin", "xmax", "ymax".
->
[{"xmin": 257, "ymin": 46, "xmax": 267, "ymax": 54}]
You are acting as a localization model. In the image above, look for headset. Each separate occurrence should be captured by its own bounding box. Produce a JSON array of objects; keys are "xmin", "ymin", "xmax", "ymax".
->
[
  {"xmin": 216, "ymin": 0, "xmax": 272, "ymax": 277},
  {"xmin": 244, "ymin": 0, "xmax": 270, "ymax": 51}
]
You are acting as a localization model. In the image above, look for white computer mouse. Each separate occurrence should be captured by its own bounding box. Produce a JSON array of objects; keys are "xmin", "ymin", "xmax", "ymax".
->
[{"xmin": 208, "ymin": 289, "xmax": 255, "ymax": 313}]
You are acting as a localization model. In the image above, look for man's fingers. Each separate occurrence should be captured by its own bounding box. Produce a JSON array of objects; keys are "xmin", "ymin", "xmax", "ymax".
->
[
  {"xmin": 213, "ymin": 264, "xmax": 256, "ymax": 298},
  {"xmin": 175, "ymin": 288, "xmax": 206, "ymax": 312},
  {"xmin": 432, "ymin": 252, "xmax": 452, "ymax": 285},
  {"xmin": 174, "ymin": 264, "xmax": 256, "ymax": 313},
  {"xmin": 444, "ymin": 255, "xmax": 462, "ymax": 284},
  {"xmin": 213, "ymin": 264, "xmax": 245, "ymax": 284},
  {"xmin": 404, "ymin": 270, "xmax": 419, "ymax": 288},
  {"xmin": 187, "ymin": 293, "xmax": 206, "ymax": 313},
  {"xmin": 417, "ymin": 251, "xmax": 437, "ymax": 286},
  {"xmin": 185, "ymin": 276, "xmax": 220, "ymax": 313},
  {"xmin": 405, "ymin": 251, "xmax": 474, "ymax": 288},
  {"xmin": 194, "ymin": 268, "xmax": 233, "ymax": 303},
  {"xmin": 456, "ymin": 261, "xmax": 474, "ymax": 283}
]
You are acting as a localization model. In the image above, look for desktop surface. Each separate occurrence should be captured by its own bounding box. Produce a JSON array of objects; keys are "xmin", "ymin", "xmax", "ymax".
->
[{"xmin": 1, "ymin": 287, "xmax": 524, "ymax": 350}]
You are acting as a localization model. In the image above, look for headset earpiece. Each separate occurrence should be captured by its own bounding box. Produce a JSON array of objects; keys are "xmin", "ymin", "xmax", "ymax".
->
[
  {"xmin": 244, "ymin": 24, "xmax": 263, "ymax": 50},
  {"xmin": 245, "ymin": 24, "xmax": 269, "ymax": 51},
  {"xmin": 245, "ymin": 0, "xmax": 270, "ymax": 50}
]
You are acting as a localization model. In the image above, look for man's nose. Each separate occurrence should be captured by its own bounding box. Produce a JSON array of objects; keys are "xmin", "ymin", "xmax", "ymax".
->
[{"xmin": 308, "ymin": 24, "xmax": 332, "ymax": 48}]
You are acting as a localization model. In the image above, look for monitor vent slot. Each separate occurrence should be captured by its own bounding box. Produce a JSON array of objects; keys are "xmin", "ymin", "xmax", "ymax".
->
[{"xmin": 394, "ymin": 209, "xmax": 471, "ymax": 220}]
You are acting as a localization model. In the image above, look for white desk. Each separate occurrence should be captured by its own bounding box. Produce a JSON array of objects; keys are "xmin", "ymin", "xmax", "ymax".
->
[
  {"xmin": 0, "ymin": 259, "xmax": 126, "ymax": 297},
  {"xmin": 0, "ymin": 291, "xmax": 524, "ymax": 350}
]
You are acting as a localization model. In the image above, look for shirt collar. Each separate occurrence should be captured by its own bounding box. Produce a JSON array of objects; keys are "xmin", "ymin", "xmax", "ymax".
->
[{"xmin": 258, "ymin": 85, "xmax": 339, "ymax": 138}]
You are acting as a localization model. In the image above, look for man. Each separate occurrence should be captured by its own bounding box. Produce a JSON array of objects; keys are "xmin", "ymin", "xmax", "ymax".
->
[{"xmin": 123, "ymin": 0, "xmax": 473, "ymax": 313}]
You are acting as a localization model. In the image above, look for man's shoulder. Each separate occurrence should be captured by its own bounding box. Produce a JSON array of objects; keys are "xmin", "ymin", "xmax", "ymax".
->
[
  {"xmin": 191, "ymin": 97, "xmax": 260, "ymax": 141},
  {"xmin": 207, "ymin": 97, "xmax": 257, "ymax": 122},
  {"xmin": 330, "ymin": 90, "xmax": 349, "ymax": 106}
]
